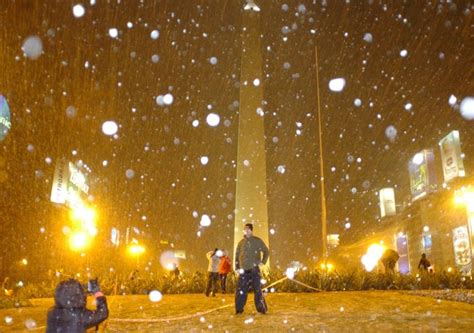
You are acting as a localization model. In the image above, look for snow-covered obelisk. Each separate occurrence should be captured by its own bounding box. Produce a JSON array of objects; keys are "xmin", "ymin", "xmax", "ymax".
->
[{"xmin": 233, "ymin": 0, "xmax": 270, "ymax": 265}]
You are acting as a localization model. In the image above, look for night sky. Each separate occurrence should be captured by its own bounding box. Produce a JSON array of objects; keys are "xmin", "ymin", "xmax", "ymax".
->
[{"xmin": 0, "ymin": 1, "xmax": 473, "ymax": 273}]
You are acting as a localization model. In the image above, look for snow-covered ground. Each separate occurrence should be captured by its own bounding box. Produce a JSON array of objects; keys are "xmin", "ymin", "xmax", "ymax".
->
[
  {"xmin": 1, "ymin": 291, "xmax": 473, "ymax": 331},
  {"xmin": 404, "ymin": 289, "xmax": 474, "ymax": 305}
]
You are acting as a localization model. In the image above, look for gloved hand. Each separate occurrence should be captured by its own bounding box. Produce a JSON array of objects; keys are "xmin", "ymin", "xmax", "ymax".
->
[{"xmin": 87, "ymin": 278, "xmax": 100, "ymax": 294}]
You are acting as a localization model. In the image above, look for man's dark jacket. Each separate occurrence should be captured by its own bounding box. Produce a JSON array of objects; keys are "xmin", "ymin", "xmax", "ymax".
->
[{"xmin": 46, "ymin": 279, "xmax": 108, "ymax": 333}]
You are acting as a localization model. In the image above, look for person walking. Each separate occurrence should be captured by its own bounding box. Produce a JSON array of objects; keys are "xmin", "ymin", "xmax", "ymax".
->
[
  {"xmin": 218, "ymin": 251, "xmax": 232, "ymax": 294},
  {"xmin": 235, "ymin": 223, "xmax": 269, "ymax": 314},
  {"xmin": 205, "ymin": 248, "xmax": 220, "ymax": 297},
  {"xmin": 418, "ymin": 253, "xmax": 431, "ymax": 271}
]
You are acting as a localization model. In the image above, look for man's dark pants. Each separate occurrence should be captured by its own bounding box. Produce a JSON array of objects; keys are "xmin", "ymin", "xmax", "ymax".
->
[
  {"xmin": 205, "ymin": 272, "xmax": 219, "ymax": 296},
  {"xmin": 220, "ymin": 273, "xmax": 228, "ymax": 293},
  {"xmin": 235, "ymin": 268, "xmax": 267, "ymax": 313}
]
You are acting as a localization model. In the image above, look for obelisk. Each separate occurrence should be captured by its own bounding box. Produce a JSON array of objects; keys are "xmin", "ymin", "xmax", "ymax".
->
[{"xmin": 233, "ymin": 0, "xmax": 270, "ymax": 265}]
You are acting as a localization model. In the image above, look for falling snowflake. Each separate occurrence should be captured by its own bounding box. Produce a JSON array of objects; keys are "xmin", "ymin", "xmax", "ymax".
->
[
  {"xmin": 200, "ymin": 215, "xmax": 211, "ymax": 227},
  {"xmin": 200, "ymin": 156, "xmax": 209, "ymax": 165},
  {"xmin": 108, "ymin": 28, "xmax": 118, "ymax": 38},
  {"xmin": 125, "ymin": 169, "xmax": 135, "ymax": 179},
  {"xmin": 285, "ymin": 267, "xmax": 295, "ymax": 279},
  {"xmin": 448, "ymin": 95, "xmax": 457, "ymax": 106},
  {"xmin": 22, "ymin": 36, "xmax": 43, "ymax": 60},
  {"xmin": 149, "ymin": 290, "xmax": 163, "ymax": 302},
  {"xmin": 163, "ymin": 93, "xmax": 174, "ymax": 105},
  {"xmin": 102, "ymin": 121, "xmax": 118, "ymax": 136},
  {"xmin": 385, "ymin": 125, "xmax": 397, "ymax": 141},
  {"xmin": 363, "ymin": 33, "xmax": 373, "ymax": 43},
  {"xmin": 328, "ymin": 78, "xmax": 346, "ymax": 92},
  {"xmin": 150, "ymin": 30, "xmax": 160, "ymax": 40},
  {"xmin": 459, "ymin": 97, "xmax": 474, "ymax": 120},
  {"xmin": 72, "ymin": 4, "xmax": 85, "ymax": 17},
  {"xmin": 277, "ymin": 165, "xmax": 286, "ymax": 174},
  {"xmin": 206, "ymin": 113, "xmax": 220, "ymax": 127},
  {"xmin": 66, "ymin": 106, "xmax": 77, "ymax": 118}
]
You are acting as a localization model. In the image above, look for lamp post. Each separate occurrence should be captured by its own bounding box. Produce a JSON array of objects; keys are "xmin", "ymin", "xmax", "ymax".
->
[{"xmin": 315, "ymin": 46, "xmax": 328, "ymax": 264}]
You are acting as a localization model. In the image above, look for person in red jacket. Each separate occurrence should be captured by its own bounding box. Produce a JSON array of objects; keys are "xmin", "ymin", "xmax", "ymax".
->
[{"xmin": 218, "ymin": 251, "xmax": 232, "ymax": 294}]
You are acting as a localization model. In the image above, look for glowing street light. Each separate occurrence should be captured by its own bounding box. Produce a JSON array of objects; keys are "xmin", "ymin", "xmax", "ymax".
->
[
  {"xmin": 320, "ymin": 262, "xmax": 334, "ymax": 272},
  {"xmin": 454, "ymin": 186, "xmax": 474, "ymax": 209},
  {"xmin": 128, "ymin": 241, "xmax": 145, "ymax": 267},
  {"xmin": 361, "ymin": 243, "xmax": 386, "ymax": 272},
  {"xmin": 69, "ymin": 231, "xmax": 90, "ymax": 251},
  {"xmin": 71, "ymin": 205, "xmax": 96, "ymax": 224},
  {"xmin": 128, "ymin": 243, "xmax": 145, "ymax": 255}
]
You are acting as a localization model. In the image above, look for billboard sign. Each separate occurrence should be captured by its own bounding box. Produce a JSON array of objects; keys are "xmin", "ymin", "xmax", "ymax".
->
[
  {"xmin": 408, "ymin": 150, "xmax": 437, "ymax": 201},
  {"xmin": 0, "ymin": 95, "xmax": 11, "ymax": 141},
  {"xmin": 452, "ymin": 226, "xmax": 472, "ymax": 276},
  {"xmin": 174, "ymin": 250, "xmax": 186, "ymax": 259},
  {"xmin": 439, "ymin": 130, "xmax": 465, "ymax": 183},
  {"xmin": 111, "ymin": 228, "xmax": 120, "ymax": 246},
  {"xmin": 396, "ymin": 233, "xmax": 410, "ymax": 274},
  {"xmin": 50, "ymin": 159, "xmax": 89, "ymax": 208},
  {"xmin": 379, "ymin": 188, "xmax": 396, "ymax": 218},
  {"xmin": 50, "ymin": 159, "xmax": 68, "ymax": 204},
  {"xmin": 327, "ymin": 234, "xmax": 340, "ymax": 247}
]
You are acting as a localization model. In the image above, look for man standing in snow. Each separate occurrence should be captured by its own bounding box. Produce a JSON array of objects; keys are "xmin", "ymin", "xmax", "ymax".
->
[
  {"xmin": 235, "ymin": 223, "xmax": 269, "ymax": 314},
  {"xmin": 205, "ymin": 248, "xmax": 220, "ymax": 297}
]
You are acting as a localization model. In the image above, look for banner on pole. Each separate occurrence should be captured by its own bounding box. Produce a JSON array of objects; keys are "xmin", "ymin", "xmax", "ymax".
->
[{"xmin": 439, "ymin": 130, "xmax": 465, "ymax": 183}]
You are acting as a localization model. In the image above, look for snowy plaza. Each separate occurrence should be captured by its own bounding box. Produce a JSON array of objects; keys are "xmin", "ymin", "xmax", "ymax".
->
[
  {"xmin": 1, "ymin": 292, "xmax": 473, "ymax": 332},
  {"xmin": 0, "ymin": 0, "xmax": 473, "ymax": 332}
]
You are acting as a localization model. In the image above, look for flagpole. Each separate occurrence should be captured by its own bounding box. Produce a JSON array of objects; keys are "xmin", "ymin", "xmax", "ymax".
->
[{"xmin": 315, "ymin": 46, "xmax": 328, "ymax": 264}]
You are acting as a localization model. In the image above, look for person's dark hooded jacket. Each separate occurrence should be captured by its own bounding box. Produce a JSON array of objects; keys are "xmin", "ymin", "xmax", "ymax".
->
[{"xmin": 46, "ymin": 279, "xmax": 108, "ymax": 333}]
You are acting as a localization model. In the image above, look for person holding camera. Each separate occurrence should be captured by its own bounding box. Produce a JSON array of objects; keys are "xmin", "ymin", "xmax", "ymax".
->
[
  {"xmin": 205, "ymin": 248, "xmax": 220, "ymax": 297},
  {"xmin": 46, "ymin": 278, "xmax": 108, "ymax": 333},
  {"xmin": 235, "ymin": 223, "xmax": 269, "ymax": 314}
]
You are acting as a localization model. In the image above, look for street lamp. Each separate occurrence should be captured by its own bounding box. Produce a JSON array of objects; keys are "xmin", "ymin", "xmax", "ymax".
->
[
  {"xmin": 69, "ymin": 231, "xmax": 90, "ymax": 251},
  {"xmin": 128, "ymin": 242, "xmax": 145, "ymax": 267}
]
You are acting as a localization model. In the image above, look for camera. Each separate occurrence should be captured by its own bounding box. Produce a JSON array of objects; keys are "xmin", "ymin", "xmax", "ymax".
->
[{"xmin": 87, "ymin": 278, "xmax": 99, "ymax": 294}]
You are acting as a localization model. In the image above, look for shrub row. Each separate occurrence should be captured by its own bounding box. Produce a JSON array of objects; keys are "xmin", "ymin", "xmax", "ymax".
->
[{"xmin": 2, "ymin": 269, "xmax": 472, "ymax": 308}]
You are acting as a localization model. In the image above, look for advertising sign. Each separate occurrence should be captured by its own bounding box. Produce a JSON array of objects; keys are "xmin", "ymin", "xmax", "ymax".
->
[
  {"xmin": 379, "ymin": 188, "xmax": 396, "ymax": 218},
  {"xmin": 396, "ymin": 233, "xmax": 410, "ymax": 274},
  {"xmin": 408, "ymin": 150, "xmax": 437, "ymax": 201},
  {"xmin": 50, "ymin": 159, "xmax": 89, "ymax": 208},
  {"xmin": 0, "ymin": 95, "xmax": 11, "ymax": 141},
  {"xmin": 327, "ymin": 234, "xmax": 340, "ymax": 247},
  {"xmin": 174, "ymin": 250, "xmax": 186, "ymax": 259},
  {"xmin": 452, "ymin": 226, "xmax": 472, "ymax": 276},
  {"xmin": 111, "ymin": 228, "xmax": 120, "ymax": 246},
  {"xmin": 439, "ymin": 131, "xmax": 465, "ymax": 183},
  {"xmin": 50, "ymin": 159, "xmax": 68, "ymax": 204},
  {"xmin": 422, "ymin": 233, "xmax": 432, "ymax": 255}
]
